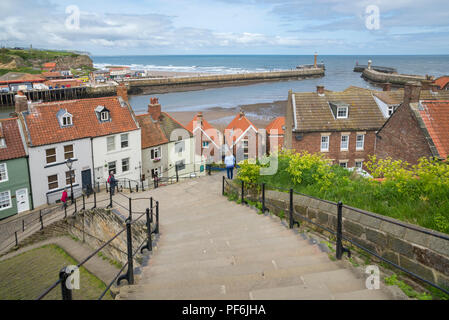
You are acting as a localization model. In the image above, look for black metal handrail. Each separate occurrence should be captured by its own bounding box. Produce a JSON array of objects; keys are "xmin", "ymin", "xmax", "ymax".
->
[{"xmin": 222, "ymin": 176, "xmax": 449, "ymax": 296}]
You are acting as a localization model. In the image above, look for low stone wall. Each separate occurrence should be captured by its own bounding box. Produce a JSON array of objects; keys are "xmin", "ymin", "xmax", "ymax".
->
[
  {"xmin": 362, "ymin": 68, "xmax": 427, "ymax": 85},
  {"xmin": 66, "ymin": 208, "xmax": 147, "ymax": 265},
  {"xmin": 224, "ymin": 183, "xmax": 449, "ymax": 288}
]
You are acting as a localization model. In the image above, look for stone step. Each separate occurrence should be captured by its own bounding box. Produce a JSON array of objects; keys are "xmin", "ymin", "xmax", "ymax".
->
[
  {"xmin": 301, "ymin": 268, "xmax": 369, "ymax": 294},
  {"xmin": 333, "ymin": 288, "xmax": 390, "ymax": 300}
]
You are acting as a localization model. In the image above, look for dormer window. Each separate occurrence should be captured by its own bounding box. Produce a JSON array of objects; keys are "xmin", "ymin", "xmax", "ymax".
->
[
  {"xmin": 337, "ymin": 107, "xmax": 348, "ymax": 119},
  {"xmin": 95, "ymin": 105, "xmax": 111, "ymax": 122},
  {"xmin": 0, "ymin": 138, "xmax": 5, "ymax": 148},
  {"xmin": 101, "ymin": 111, "xmax": 109, "ymax": 121},
  {"xmin": 57, "ymin": 109, "xmax": 73, "ymax": 127}
]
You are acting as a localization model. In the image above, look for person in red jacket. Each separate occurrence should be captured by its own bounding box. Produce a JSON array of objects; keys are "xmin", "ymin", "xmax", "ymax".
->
[{"xmin": 61, "ymin": 188, "xmax": 68, "ymax": 209}]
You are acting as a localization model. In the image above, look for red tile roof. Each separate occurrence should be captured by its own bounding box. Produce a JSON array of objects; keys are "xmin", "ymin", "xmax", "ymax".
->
[
  {"xmin": 0, "ymin": 118, "xmax": 27, "ymax": 161},
  {"xmin": 43, "ymin": 62, "xmax": 56, "ymax": 68},
  {"xmin": 419, "ymin": 100, "xmax": 449, "ymax": 159},
  {"xmin": 186, "ymin": 114, "xmax": 217, "ymax": 133},
  {"xmin": 22, "ymin": 96, "xmax": 138, "ymax": 147},
  {"xmin": 136, "ymin": 114, "xmax": 169, "ymax": 149},
  {"xmin": 225, "ymin": 113, "xmax": 257, "ymax": 138},
  {"xmin": 266, "ymin": 117, "xmax": 285, "ymax": 135},
  {"xmin": 0, "ymin": 72, "xmax": 46, "ymax": 84},
  {"xmin": 434, "ymin": 76, "xmax": 449, "ymax": 90},
  {"xmin": 42, "ymin": 71, "xmax": 62, "ymax": 78}
]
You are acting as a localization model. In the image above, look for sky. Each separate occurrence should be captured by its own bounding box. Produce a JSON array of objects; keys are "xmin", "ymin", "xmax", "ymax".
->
[{"xmin": 1, "ymin": 0, "xmax": 449, "ymax": 55}]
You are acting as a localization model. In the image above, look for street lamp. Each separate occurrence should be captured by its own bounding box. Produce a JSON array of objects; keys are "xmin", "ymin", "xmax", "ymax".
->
[{"xmin": 66, "ymin": 158, "xmax": 74, "ymax": 204}]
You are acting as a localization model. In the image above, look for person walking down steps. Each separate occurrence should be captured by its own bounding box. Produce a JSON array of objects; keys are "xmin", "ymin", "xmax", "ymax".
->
[
  {"xmin": 61, "ymin": 188, "xmax": 68, "ymax": 209},
  {"xmin": 225, "ymin": 152, "xmax": 236, "ymax": 180},
  {"xmin": 108, "ymin": 171, "xmax": 117, "ymax": 195}
]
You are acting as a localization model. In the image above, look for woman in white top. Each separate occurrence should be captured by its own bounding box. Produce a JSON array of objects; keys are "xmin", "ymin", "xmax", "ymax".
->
[{"xmin": 224, "ymin": 152, "xmax": 235, "ymax": 179}]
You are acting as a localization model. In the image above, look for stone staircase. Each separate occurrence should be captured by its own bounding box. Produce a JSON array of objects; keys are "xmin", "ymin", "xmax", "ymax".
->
[{"xmin": 119, "ymin": 175, "xmax": 395, "ymax": 300}]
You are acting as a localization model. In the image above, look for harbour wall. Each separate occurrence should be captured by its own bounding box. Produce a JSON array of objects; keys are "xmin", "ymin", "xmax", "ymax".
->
[{"xmin": 362, "ymin": 69, "xmax": 428, "ymax": 86}]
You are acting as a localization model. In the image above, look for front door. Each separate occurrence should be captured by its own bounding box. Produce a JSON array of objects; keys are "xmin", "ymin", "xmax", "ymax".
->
[
  {"xmin": 16, "ymin": 188, "xmax": 29, "ymax": 213},
  {"xmin": 81, "ymin": 169, "xmax": 92, "ymax": 195}
]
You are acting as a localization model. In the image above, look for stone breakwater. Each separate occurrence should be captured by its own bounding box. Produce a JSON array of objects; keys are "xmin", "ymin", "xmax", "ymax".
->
[
  {"xmin": 126, "ymin": 68, "xmax": 325, "ymax": 94},
  {"xmin": 362, "ymin": 68, "xmax": 428, "ymax": 86}
]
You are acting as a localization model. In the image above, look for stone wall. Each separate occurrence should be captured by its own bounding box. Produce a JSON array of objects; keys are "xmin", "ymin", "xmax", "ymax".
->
[
  {"xmin": 362, "ymin": 69, "xmax": 427, "ymax": 85},
  {"xmin": 224, "ymin": 183, "xmax": 449, "ymax": 288},
  {"xmin": 66, "ymin": 208, "xmax": 147, "ymax": 265}
]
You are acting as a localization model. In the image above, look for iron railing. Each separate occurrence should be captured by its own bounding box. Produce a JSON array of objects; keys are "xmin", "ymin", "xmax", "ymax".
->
[{"xmin": 222, "ymin": 176, "xmax": 449, "ymax": 296}]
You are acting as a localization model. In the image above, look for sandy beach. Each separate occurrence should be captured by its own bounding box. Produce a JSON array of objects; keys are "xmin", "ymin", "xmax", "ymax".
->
[{"xmin": 169, "ymin": 100, "xmax": 287, "ymax": 131}]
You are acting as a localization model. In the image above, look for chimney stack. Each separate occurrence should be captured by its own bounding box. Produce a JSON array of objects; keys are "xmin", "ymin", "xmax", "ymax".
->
[
  {"xmin": 430, "ymin": 84, "xmax": 439, "ymax": 93},
  {"xmin": 314, "ymin": 52, "xmax": 317, "ymax": 68},
  {"xmin": 148, "ymin": 97, "xmax": 161, "ymax": 120},
  {"xmin": 421, "ymin": 80, "xmax": 433, "ymax": 90},
  {"xmin": 316, "ymin": 85, "xmax": 325, "ymax": 96},
  {"xmin": 116, "ymin": 83, "xmax": 128, "ymax": 102},
  {"xmin": 403, "ymin": 82, "xmax": 422, "ymax": 105},
  {"xmin": 14, "ymin": 91, "xmax": 28, "ymax": 114},
  {"xmin": 239, "ymin": 109, "xmax": 245, "ymax": 118},
  {"xmin": 383, "ymin": 83, "xmax": 391, "ymax": 91}
]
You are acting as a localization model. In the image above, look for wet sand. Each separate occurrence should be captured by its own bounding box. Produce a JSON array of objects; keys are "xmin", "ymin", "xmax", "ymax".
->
[{"xmin": 169, "ymin": 100, "xmax": 287, "ymax": 131}]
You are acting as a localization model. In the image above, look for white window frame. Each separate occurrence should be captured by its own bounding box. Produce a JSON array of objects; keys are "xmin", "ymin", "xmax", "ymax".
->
[
  {"xmin": 388, "ymin": 106, "xmax": 394, "ymax": 116},
  {"xmin": 0, "ymin": 190, "xmax": 12, "ymax": 211},
  {"xmin": 47, "ymin": 174, "xmax": 58, "ymax": 191},
  {"xmin": 122, "ymin": 158, "xmax": 130, "ymax": 172},
  {"xmin": 65, "ymin": 170, "xmax": 75, "ymax": 186},
  {"xmin": 355, "ymin": 161, "xmax": 363, "ymax": 169},
  {"xmin": 107, "ymin": 136, "xmax": 115, "ymax": 152},
  {"xmin": 100, "ymin": 111, "xmax": 109, "ymax": 121},
  {"xmin": 0, "ymin": 163, "xmax": 8, "ymax": 183},
  {"xmin": 320, "ymin": 135, "xmax": 329, "ymax": 152},
  {"xmin": 339, "ymin": 161, "xmax": 348, "ymax": 168},
  {"xmin": 45, "ymin": 148, "xmax": 57, "ymax": 164},
  {"xmin": 337, "ymin": 107, "xmax": 348, "ymax": 119},
  {"xmin": 356, "ymin": 134, "xmax": 365, "ymax": 151},
  {"xmin": 121, "ymin": 133, "xmax": 129, "ymax": 149},
  {"xmin": 108, "ymin": 161, "xmax": 117, "ymax": 174},
  {"xmin": 151, "ymin": 146, "xmax": 161, "ymax": 160},
  {"xmin": 340, "ymin": 135, "xmax": 349, "ymax": 151},
  {"xmin": 64, "ymin": 144, "xmax": 74, "ymax": 160},
  {"xmin": 151, "ymin": 167, "xmax": 162, "ymax": 179},
  {"xmin": 175, "ymin": 141, "xmax": 185, "ymax": 154},
  {"xmin": 62, "ymin": 114, "xmax": 72, "ymax": 126}
]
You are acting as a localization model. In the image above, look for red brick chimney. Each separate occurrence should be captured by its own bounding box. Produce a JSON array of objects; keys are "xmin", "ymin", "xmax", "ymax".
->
[
  {"xmin": 239, "ymin": 110, "xmax": 245, "ymax": 119},
  {"xmin": 148, "ymin": 97, "xmax": 161, "ymax": 120},
  {"xmin": 14, "ymin": 91, "xmax": 28, "ymax": 113},
  {"xmin": 116, "ymin": 83, "xmax": 128, "ymax": 102},
  {"xmin": 383, "ymin": 83, "xmax": 391, "ymax": 91},
  {"xmin": 403, "ymin": 82, "xmax": 422, "ymax": 105},
  {"xmin": 421, "ymin": 80, "xmax": 432, "ymax": 90},
  {"xmin": 316, "ymin": 85, "xmax": 325, "ymax": 95},
  {"xmin": 197, "ymin": 111, "xmax": 203, "ymax": 127}
]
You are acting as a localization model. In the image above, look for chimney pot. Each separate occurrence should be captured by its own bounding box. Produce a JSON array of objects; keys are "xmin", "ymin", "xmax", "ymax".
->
[
  {"xmin": 403, "ymin": 81, "xmax": 422, "ymax": 105},
  {"xmin": 383, "ymin": 83, "xmax": 391, "ymax": 91},
  {"xmin": 316, "ymin": 85, "xmax": 325, "ymax": 95},
  {"xmin": 14, "ymin": 92, "xmax": 28, "ymax": 113}
]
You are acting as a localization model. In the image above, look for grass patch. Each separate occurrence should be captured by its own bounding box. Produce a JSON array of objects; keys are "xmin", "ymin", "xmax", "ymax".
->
[
  {"xmin": 384, "ymin": 274, "xmax": 433, "ymax": 300},
  {"xmin": 0, "ymin": 244, "xmax": 112, "ymax": 300},
  {"xmin": 98, "ymin": 251, "xmax": 123, "ymax": 269}
]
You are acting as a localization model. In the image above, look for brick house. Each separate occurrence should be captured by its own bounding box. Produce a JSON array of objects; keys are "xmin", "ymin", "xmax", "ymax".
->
[
  {"xmin": 186, "ymin": 112, "xmax": 222, "ymax": 164},
  {"xmin": 284, "ymin": 86, "xmax": 387, "ymax": 170},
  {"xmin": 224, "ymin": 111, "xmax": 261, "ymax": 163},
  {"xmin": 265, "ymin": 116, "xmax": 285, "ymax": 153},
  {"xmin": 375, "ymin": 82, "xmax": 449, "ymax": 164}
]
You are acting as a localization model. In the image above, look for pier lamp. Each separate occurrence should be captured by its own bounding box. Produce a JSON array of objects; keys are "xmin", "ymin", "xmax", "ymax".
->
[{"xmin": 66, "ymin": 158, "xmax": 74, "ymax": 204}]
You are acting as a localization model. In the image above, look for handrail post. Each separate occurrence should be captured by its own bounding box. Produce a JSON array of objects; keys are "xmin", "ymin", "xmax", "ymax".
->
[
  {"xmin": 59, "ymin": 267, "xmax": 73, "ymax": 300},
  {"xmin": 82, "ymin": 194, "xmax": 85, "ymax": 210},
  {"xmin": 22, "ymin": 219, "xmax": 25, "ymax": 232},
  {"xmin": 106, "ymin": 181, "xmax": 108, "ymax": 193},
  {"xmin": 64, "ymin": 204, "xmax": 67, "ymax": 218},
  {"xmin": 108, "ymin": 184, "xmax": 113, "ymax": 208},
  {"xmin": 155, "ymin": 201, "xmax": 159, "ymax": 234},
  {"xmin": 336, "ymin": 201, "xmax": 351, "ymax": 259},
  {"xmin": 117, "ymin": 219, "xmax": 134, "ymax": 285},
  {"xmin": 93, "ymin": 191, "xmax": 96, "ymax": 209},
  {"xmin": 262, "ymin": 183, "xmax": 266, "ymax": 213},
  {"xmin": 39, "ymin": 210, "xmax": 43, "ymax": 230},
  {"xmin": 136, "ymin": 182, "xmax": 138, "ymax": 193},
  {"xmin": 128, "ymin": 197, "xmax": 132, "ymax": 221},
  {"xmin": 176, "ymin": 165, "xmax": 179, "ymax": 183},
  {"xmin": 222, "ymin": 176, "xmax": 225, "ymax": 195},
  {"xmin": 129, "ymin": 180, "xmax": 132, "ymax": 193},
  {"xmin": 241, "ymin": 180, "xmax": 244, "ymax": 204},
  {"xmin": 141, "ymin": 180, "xmax": 144, "ymax": 191},
  {"xmin": 15, "ymin": 231, "xmax": 18, "ymax": 246},
  {"xmin": 141, "ymin": 208, "xmax": 152, "ymax": 253},
  {"xmin": 289, "ymin": 189, "xmax": 294, "ymax": 229},
  {"xmin": 150, "ymin": 197, "xmax": 153, "ymax": 223},
  {"xmin": 74, "ymin": 198, "xmax": 77, "ymax": 213}
]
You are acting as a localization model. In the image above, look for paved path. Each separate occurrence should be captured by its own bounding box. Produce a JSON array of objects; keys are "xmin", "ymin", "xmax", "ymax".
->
[{"xmin": 118, "ymin": 174, "xmax": 394, "ymax": 300}]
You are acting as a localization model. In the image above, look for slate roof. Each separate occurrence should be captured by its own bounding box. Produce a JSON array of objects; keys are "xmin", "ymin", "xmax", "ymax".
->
[
  {"xmin": 21, "ymin": 96, "xmax": 138, "ymax": 147},
  {"xmin": 373, "ymin": 89, "xmax": 449, "ymax": 105},
  {"xmin": 418, "ymin": 100, "xmax": 449, "ymax": 160},
  {"xmin": 0, "ymin": 118, "xmax": 27, "ymax": 161}
]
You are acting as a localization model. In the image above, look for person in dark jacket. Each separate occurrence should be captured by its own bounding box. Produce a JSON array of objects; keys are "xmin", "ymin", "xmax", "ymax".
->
[{"xmin": 108, "ymin": 171, "xmax": 117, "ymax": 195}]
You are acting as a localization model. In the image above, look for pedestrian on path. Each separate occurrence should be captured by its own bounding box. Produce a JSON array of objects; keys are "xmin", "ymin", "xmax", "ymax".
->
[
  {"xmin": 224, "ymin": 152, "xmax": 235, "ymax": 180},
  {"xmin": 61, "ymin": 188, "xmax": 68, "ymax": 209},
  {"xmin": 108, "ymin": 171, "xmax": 117, "ymax": 195}
]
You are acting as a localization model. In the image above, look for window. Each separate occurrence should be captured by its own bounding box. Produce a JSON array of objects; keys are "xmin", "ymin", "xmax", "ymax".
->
[
  {"xmin": 0, "ymin": 191, "xmax": 11, "ymax": 210},
  {"xmin": 46, "ymin": 148, "xmax": 56, "ymax": 164},
  {"xmin": 107, "ymin": 136, "xmax": 115, "ymax": 152},
  {"xmin": 151, "ymin": 167, "xmax": 162, "ymax": 179},
  {"xmin": 122, "ymin": 158, "xmax": 129, "ymax": 172},
  {"xmin": 355, "ymin": 161, "xmax": 363, "ymax": 169},
  {"xmin": 337, "ymin": 107, "xmax": 348, "ymax": 119},
  {"xmin": 65, "ymin": 170, "xmax": 75, "ymax": 185},
  {"xmin": 339, "ymin": 162, "xmax": 348, "ymax": 168},
  {"xmin": 340, "ymin": 135, "xmax": 349, "ymax": 151},
  {"xmin": 0, "ymin": 163, "xmax": 8, "ymax": 182},
  {"xmin": 48, "ymin": 174, "xmax": 58, "ymax": 190},
  {"xmin": 64, "ymin": 144, "xmax": 74, "ymax": 160},
  {"xmin": 0, "ymin": 138, "xmax": 5, "ymax": 148},
  {"xmin": 175, "ymin": 141, "xmax": 185, "ymax": 154},
  {"xmin": 108, "ymin": 161, "xmax": 116, "ymax": 174},
  {"xmin": 151, "ymin": 147, "xmax": 161, "ymax": 160},
  {"xmin": 100, "ymin": 111, "xmax": 109, "ymax": 121},
  {"xmin": 176, "ymin": 160, "xmax": 185, "ymax": 171},
  {"xmin": 388, "ymin": 106, "xmax": 394, "ymax": 116},
  {"xmin": 202, "ymin": 141, "xmax": 209, "ymax": 148},
  {"xmin": 321, "ymin": 136, "xmax": 329, "ymax": 152},
  {"xmin": 356, "ymin": 134, "xmax": 365, "ymax": 150},
  {"xmin": 121, "ymin": 134, "xmax": 129, "ymax": 149},
  {"xmin": 62, "ymin": 114, "xmax": 72, "ymax": 126}
]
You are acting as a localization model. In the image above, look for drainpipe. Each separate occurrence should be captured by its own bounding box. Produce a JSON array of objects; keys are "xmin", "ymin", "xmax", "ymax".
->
[
  {"xmin": 90, "ymin": 137, "xmax": 95, "ymax": 186},
  {"xmin": 25, "ymin": 155, "xmax": 34, "ymax": 210}
]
